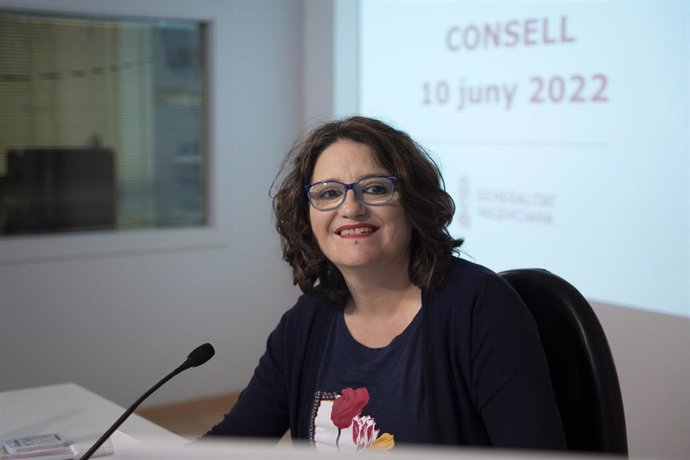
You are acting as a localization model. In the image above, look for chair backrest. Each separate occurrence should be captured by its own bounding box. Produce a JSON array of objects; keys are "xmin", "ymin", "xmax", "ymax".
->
[{"xmin": 499, "ymin": 268, "xmax": 628, "ymax": 454}]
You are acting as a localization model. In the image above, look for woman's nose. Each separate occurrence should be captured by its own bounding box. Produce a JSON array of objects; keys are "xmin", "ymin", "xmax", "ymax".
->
[{"xmin": 338, "ymin": 189, "xmax": 367, "ymax": 217}]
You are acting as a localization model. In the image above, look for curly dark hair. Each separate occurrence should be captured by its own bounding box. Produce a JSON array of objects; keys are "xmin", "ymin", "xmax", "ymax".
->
[{"xmin": 272, "ymin": 116, "xmax": 463, "ymax": 306}]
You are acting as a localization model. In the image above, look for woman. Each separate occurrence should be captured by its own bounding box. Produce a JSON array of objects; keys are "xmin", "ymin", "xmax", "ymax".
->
[{"xmin": 206, "ymin": 116, "xmax": 566, "ymax": 451}]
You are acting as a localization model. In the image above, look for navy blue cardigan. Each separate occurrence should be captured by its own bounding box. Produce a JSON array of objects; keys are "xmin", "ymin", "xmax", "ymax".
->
[{"xmin": 206, "ymin": 258, "xmax": 566, "ymax": 450}]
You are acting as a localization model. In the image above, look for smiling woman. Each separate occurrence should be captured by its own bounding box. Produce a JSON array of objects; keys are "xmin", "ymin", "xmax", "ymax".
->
[
  {"xmin": 306, "ymin": 138, "xmax": 413, "ymax": 286},
  {"xmin": 273, "ymin": 117, "xmax": 461, "ymax": 307},
  {"xmin": 202, "ymin": 116, "xmax": 566, "ymax": 452}
]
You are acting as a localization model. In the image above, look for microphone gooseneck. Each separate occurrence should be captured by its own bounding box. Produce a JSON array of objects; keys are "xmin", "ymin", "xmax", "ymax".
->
[{"xmin": 79, "ymin": 343, "xmax": 215, "ymax": 460}]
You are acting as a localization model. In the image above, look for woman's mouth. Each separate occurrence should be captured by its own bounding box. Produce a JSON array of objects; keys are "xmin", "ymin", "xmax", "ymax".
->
[{"xmin": 337, "ymin": 225, "xmax": 378, "ymax": 237}]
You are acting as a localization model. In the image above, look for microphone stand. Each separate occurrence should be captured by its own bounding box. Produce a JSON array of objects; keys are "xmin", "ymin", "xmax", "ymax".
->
[{"xmin": 79, "ymin": 360, "xmax": 195, "ymax": 459}]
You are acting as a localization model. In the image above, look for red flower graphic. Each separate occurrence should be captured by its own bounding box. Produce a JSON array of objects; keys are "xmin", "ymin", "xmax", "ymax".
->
[
  {"xmin": 330, "ymin": 387, "xmax": 370, "ymax": 429},
  {"xmin": 331, "ymin": 387, "xmax": 369, "ymax": 450}
]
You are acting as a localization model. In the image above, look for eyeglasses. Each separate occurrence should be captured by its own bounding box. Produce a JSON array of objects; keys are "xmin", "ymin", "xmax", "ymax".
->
[{"xmin": 304, "ymin": 176, "xmax": 398, "ymax": 211}]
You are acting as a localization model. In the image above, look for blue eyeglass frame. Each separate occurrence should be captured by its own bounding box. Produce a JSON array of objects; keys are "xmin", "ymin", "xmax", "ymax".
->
[{"xmin": 304, "ymin": 176, "xmax": 398, "ymax": 211}]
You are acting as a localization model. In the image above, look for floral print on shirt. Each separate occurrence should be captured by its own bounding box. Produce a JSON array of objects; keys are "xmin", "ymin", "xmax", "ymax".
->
[{"xmin": 310, "ymin": 387, "xmax": 395, "ymax": 452}]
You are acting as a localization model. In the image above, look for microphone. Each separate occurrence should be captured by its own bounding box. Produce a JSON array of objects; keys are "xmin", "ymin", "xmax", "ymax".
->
[{"xmin": 79, "ymin": 343, "xmax": 215, "ymax": 460}]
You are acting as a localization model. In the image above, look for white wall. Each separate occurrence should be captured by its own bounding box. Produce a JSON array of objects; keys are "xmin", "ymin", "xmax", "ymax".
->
[{"xmin": 0, "ymin": 0, "xmax": 303, "ymax": 407}]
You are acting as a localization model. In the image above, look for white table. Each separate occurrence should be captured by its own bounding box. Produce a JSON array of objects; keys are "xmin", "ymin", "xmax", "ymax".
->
[
  {"xmin": 0, "ymin": 383, "xmax": 184, "ymax": 457},
  {"xmin": 0, "ymin": 384, "xmax": 626, "ymax": 460}
]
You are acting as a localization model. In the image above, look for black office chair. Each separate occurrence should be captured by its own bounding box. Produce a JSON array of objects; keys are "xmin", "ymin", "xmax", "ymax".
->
[{"xmin": 499, "ymin": 268, "xmax": 628, "ymax": 455}]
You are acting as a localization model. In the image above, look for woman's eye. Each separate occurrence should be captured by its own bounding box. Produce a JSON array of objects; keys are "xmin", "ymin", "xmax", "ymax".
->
[
  {"xmin": 318, "ymin": 188, "xmax": 343, "ymax": 200},
  {"xmin": 362, "ymin": 183, "xmax": 390, "ymax": 195}
]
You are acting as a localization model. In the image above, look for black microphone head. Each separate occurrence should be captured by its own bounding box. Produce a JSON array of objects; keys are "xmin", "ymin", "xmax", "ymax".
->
[{"xmin": 186, "ymin": 343, "xmax": 215, "ymax": 367}]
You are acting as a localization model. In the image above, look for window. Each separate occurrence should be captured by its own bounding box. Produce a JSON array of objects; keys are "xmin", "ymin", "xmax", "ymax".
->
[{"xmin": 0, "ymin": 11, "xmax": 208, "ymax": 236}]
